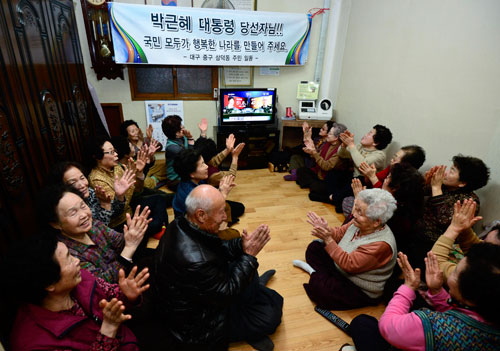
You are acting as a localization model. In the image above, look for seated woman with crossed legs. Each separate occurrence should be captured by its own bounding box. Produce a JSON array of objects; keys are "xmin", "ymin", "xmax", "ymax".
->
[{"xmin": 294, "ymin": 188, "xmax": 397, "ymax": 310}]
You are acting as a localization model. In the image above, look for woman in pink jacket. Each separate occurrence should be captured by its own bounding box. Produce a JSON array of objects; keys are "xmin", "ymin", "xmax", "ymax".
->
[
  {"xmin": 5, "ymin": 234, "xmax": 149, "ymax": 351},
  {"xmin": 344, "ymin": 244, "xmax": 500, "ymax": 351}
]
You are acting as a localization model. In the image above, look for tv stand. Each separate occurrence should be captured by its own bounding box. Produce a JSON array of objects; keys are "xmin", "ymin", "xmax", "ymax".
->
[{"xmin": 215, "ymin": 126, "xmax": 280, "ymax": 169}]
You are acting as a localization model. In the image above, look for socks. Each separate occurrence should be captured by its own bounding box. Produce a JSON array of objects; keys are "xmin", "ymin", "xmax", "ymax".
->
[{"xmin": 293, "ymin": 259, "xmax": 316, "ymax": 275}]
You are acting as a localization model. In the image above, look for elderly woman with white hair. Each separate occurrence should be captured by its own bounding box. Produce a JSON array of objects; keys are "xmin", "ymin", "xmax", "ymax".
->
[{"xmin": 294, "ymin": 188, "xmax": 398, "ymax": 309}]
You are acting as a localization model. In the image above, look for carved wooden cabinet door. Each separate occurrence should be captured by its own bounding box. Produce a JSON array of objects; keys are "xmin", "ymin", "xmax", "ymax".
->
[{"xmin": 0, "ymin": 0, "xmax": 98, "ymax": 252}]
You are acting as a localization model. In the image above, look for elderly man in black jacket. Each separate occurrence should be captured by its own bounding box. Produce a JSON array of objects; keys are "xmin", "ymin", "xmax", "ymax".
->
[{"xmin": 153, "ymin": 185, "xmax": 283, "ymax": 351}]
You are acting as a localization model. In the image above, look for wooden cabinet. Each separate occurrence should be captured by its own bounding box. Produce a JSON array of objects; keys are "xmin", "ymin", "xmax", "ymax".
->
[
  {"xmin": 215, "ymin": 126, "xmax": 280, "ymax": 169},
  {"xmin": 280, "ymin": 119, "xmax": 330, "ymax": 149},
  {"xmin": 0, "ymin": 0, "xmax": 101, "ymax": 253}
]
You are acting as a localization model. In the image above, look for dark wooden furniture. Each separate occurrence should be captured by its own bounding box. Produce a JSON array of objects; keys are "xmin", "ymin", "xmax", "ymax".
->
[
  {"xmin": 215, "ymin": 126, "xmax": 280, "ymax": 169},
  {"xmin": 0, "ymin": 0, "xmax": 101, "ymax": 252},
  {"xmin": 79, "ymin": 0, "xmax": 123, "ymax": 80},
  {"xmin": 280, "ymin": 119, "xmax": 331, "ymax": 149}
]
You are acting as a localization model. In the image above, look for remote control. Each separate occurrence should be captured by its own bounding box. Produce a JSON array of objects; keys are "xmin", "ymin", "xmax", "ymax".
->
[{"xmin": 314, "ymin": 306, "xmax": 351, "ymax": 335}]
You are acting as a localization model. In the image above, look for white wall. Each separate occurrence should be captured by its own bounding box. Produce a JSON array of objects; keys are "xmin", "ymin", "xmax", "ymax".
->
[
  {"xmin": 72, "ymin": 0, "xmax": 327, "ymax": 139},
  {"xmin": 334, "ymin": 0, "xmax": 500, "ymax": 224}
]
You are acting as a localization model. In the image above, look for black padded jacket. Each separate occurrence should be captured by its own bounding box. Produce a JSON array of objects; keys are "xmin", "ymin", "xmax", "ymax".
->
[{"xmin": 153, "ymin": 217, "xmax": 258, "ymax": 350}]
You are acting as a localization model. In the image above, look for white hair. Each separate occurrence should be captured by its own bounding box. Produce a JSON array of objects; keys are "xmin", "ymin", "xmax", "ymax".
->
[
  {"xmin": 185, "ymin": 189, "xmax": 214, "ymax": 216},
  {"xmin": 357, "ymin": 188, "xmax": 397, "ymax": 224}
]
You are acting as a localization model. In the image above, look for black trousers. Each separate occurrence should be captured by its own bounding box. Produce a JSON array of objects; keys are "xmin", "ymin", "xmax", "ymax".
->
[
  {"xmin": 304, "ymin": 241, "xmax": 380, "ymax": 310},
  {"xmin": 228, "ymin": 272, "xmax": 283, "ymax": 343},
  {"xmin": 350, "ymin": 314, "xmax": 391, "ymax": 351},
  {"xmin": 324, "ymin": 169, "xmax": 355, "ymax": 208}
]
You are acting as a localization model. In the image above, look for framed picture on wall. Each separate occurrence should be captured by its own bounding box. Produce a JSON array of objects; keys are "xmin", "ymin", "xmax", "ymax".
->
[{"xmin": 222, "ymin": 67, "xmax": 254, "ymax": 87}]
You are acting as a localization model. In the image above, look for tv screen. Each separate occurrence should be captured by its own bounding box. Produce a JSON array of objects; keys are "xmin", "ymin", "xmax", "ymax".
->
[{"xmin": 220, "ymin": 88, "xmax": 276, "ymax": 126}]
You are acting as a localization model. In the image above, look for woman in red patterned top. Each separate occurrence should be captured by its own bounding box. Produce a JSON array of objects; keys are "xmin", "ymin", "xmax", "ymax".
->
[{"xmin": 5, "ymin": 234, "xmax": 149, "ymax": 350}]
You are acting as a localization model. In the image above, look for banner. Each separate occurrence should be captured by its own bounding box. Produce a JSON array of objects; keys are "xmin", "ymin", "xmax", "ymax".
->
[{"xmin": 109, "ymin": 3, "xmax": 311, "ymax": 66}]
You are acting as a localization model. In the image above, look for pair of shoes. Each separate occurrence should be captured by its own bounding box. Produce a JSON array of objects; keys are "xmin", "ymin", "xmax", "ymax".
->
[
  {"xmin": 259, "ymin": 269, "xmax": 276, "ymax": 285},
  {"xmin": 283, "ymin": 169, "xmax": 297, "ymax": 181},
  {"xmin": 339, "ymin": 343, "xmax": 356, "ymax": 351},
  {"xmin": 247, "ymin": 335, "xmax": 274, "ymax": 351}
]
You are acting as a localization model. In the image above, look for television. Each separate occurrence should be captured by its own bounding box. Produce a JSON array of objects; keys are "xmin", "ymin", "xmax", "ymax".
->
[{"xmin": 219, "ymin": 88, "xmax": 277, "ymax": 126}]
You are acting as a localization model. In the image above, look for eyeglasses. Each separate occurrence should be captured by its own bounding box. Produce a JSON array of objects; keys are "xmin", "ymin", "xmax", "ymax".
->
[{"xmin": 103, "ymin": 149, "xmax": 117, "ymax": 155}]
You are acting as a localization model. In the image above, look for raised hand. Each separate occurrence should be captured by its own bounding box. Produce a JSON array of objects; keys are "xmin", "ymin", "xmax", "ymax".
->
[
  {"xmin": 119, "ymin": 266, "xmax": 150, "ymax": 302},
  {"xmin": 431, "ymin": 165, "xmax": 446, "ymax": 196},
  {"xmin": 146, "ymin": 124, "xmax": 153, "ymax": 140},
  {"xmin": 99, "ymin": 298, "xmax": 131, "ymax": 338},
  {"xmin": 311, "ymin": 226, "xmax": 333, "ymax": 245},
  {"xmin": 339, "ymin": 130, "xmax": 355, "ymax": 148},
  {"xmin": 424, "ymin": 165, "xmax": 440, "ymax": 185},
  {"xmin": 306, "ymin": 211, "xmax": 328, "ymax": 230},
  {"xmin": 242, "ymin": 224, "xmax": 270, "ymax": 256},
  {"xmin": 397, "ymin": 252, "xmax": 421, "ymax": 291},
  {"xmin": 133, "ymin": 149, "xmax": 148, "ymax": 175},
  {"xmin": 219, "ymin": 174, "xmax": 236, "ymax": 198},
  {"xmin": 424, "ymin": 251, "xmax": 443, "ymax": 295},
  {"xmin": 121, "ymin": 205, "xmax": 151, "ymax": 259},
  {"xmin": 114, "ymin": 168, "xmax": 136, "ymax": 200},
  {"xmin": 198, "ymin": 117, "xmax": 208, "ymax": 137},
  {"xmin": 183, "ymin": 127, "xmax": 193, "ymax": 139},
  {"xmin": 303, "ymin": 139, "xmax": 316, "ymax": 154},
  {"xmin": 302, "ymin": 121, "xmax": 311, "ymax": 134},
  {"xmin": 147, "ymin": 139, "xmax": 161, "ymax": 160},
  {"xmin": 351, "ymin": 178, "xmax": 366, "ymax": 198},
  {"xmin": 302, "ymin": 121, "xmax": 312, "ymax": 142},
  {"xmin": 445, "ymin": 199, "xmax": 482, "ymax": 239},
  {"xmin": 225, "ymin": 133, "xmax": 236, "ymax": 152},
  {"xmin": 95, "ymin": 185, "xmax": 112, "ymax": 210},
  {"xmin": 359, "ymin": 162, "xmax": 378, "ymax": 186},
  {"xmin": 232, "ymin": 142, "xmax": 245, "ymax": 157}
]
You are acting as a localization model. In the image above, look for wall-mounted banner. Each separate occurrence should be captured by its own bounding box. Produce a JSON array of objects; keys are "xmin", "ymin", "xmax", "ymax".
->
[{"xmin": 109, "ymin": 2, "xmax": 311, "ymax": 66}]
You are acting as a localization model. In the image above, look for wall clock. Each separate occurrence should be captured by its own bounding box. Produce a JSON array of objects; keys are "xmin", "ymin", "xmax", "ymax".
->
[{"xmin": 80, "ymin": 0, "xmax": 123, "ymax": 80}]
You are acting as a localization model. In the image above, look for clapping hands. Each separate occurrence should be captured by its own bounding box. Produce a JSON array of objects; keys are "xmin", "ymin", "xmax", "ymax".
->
[
  {"xmin": 351, "ymin": 178, "xmax": 366, "ymax": 198},
  {"xmin": 242, "ymin": 224, "xmax": 270, "ymax": 256},
  {"xmin": 307, "ymin": 212, "xmax": 333, "ymax": 245},
  {"xmin": 445, "ymin": 199, "xmax": 482, "ymax": 240},
  {"xmin": 219, "ymin": 175, "xmax": 236, "ymax": 198},
  {"xmin": 339, "ymin": 130, "xmax": 355, "ymax": 148},
  {"xmin": 232, "ymin": 143, "xmax": 245, "ymax": 158},
  {"xmin": 121, "ymin": 205, "xmax": 152, "ymax": 259}
]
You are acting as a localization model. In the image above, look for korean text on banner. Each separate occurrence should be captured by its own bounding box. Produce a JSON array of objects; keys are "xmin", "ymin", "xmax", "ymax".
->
[{"xmin": 109, "ymin": 2, "xmax": 311, "ymax": 66}]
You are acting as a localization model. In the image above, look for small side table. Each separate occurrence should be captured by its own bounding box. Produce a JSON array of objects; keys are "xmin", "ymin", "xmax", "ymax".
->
[{"xmin": 280, "ymin": 119, "xmax": 330, "ymax": 150}]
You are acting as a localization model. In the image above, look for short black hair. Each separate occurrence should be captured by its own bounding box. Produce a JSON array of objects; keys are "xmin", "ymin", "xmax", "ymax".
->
[
  {"xmin": 161, "ymin": 115, "xmax": 183, "ymax": 139},
  {"xmin": 373, "ymin": 124, "xmax": 392, "ymax": 150},
  {"xmin": 46, "ymin": 161, "xmax": 85, "ymax": 186},
  {"xmin": 195, "ymin": 137, "xmax": 218, "ymax": 164},
  {"xmin": 36, "ymin": 184, "xmax": 82, "ymax": 229},
  {"xmin": 120, "ymin": 120, "xmax": 139, "ymax": 137},
  {"xmin": 173, "ymin": 148, "xmax": 202, "ymax": 181},
  {"xmin": 400, "ymin": 145, "xmax": 426, "ymax": 169},
  {"xmin": 2, "ymin": 233, "xmax": 61, "ymax": 305},
  {"xmin": 82, "ymin": 135, "xmax": 110, "ymax": 171},
  {"xmin": 452, "ymin": 154, "xmax": 490, "ymax": 191},
  {"xmin": 459, "ymin": 243, "xmax": 500, "ymax": 326},
  {"xmin": 111, "ymin": 135, "xmax": 131, "ymax": 160},
  {"xmin": 388, "ymin": 163, "xmax": 424, "ymax": 219},
  {"xmin": 325, "ymin": 120, "xmax": 335, "ymax": 133}
]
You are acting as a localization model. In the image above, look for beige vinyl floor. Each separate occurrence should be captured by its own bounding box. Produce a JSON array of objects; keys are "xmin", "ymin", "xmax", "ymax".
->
[{"xmin": 154, "ymin": 168, "xmax": 385, "ymax": 351}]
